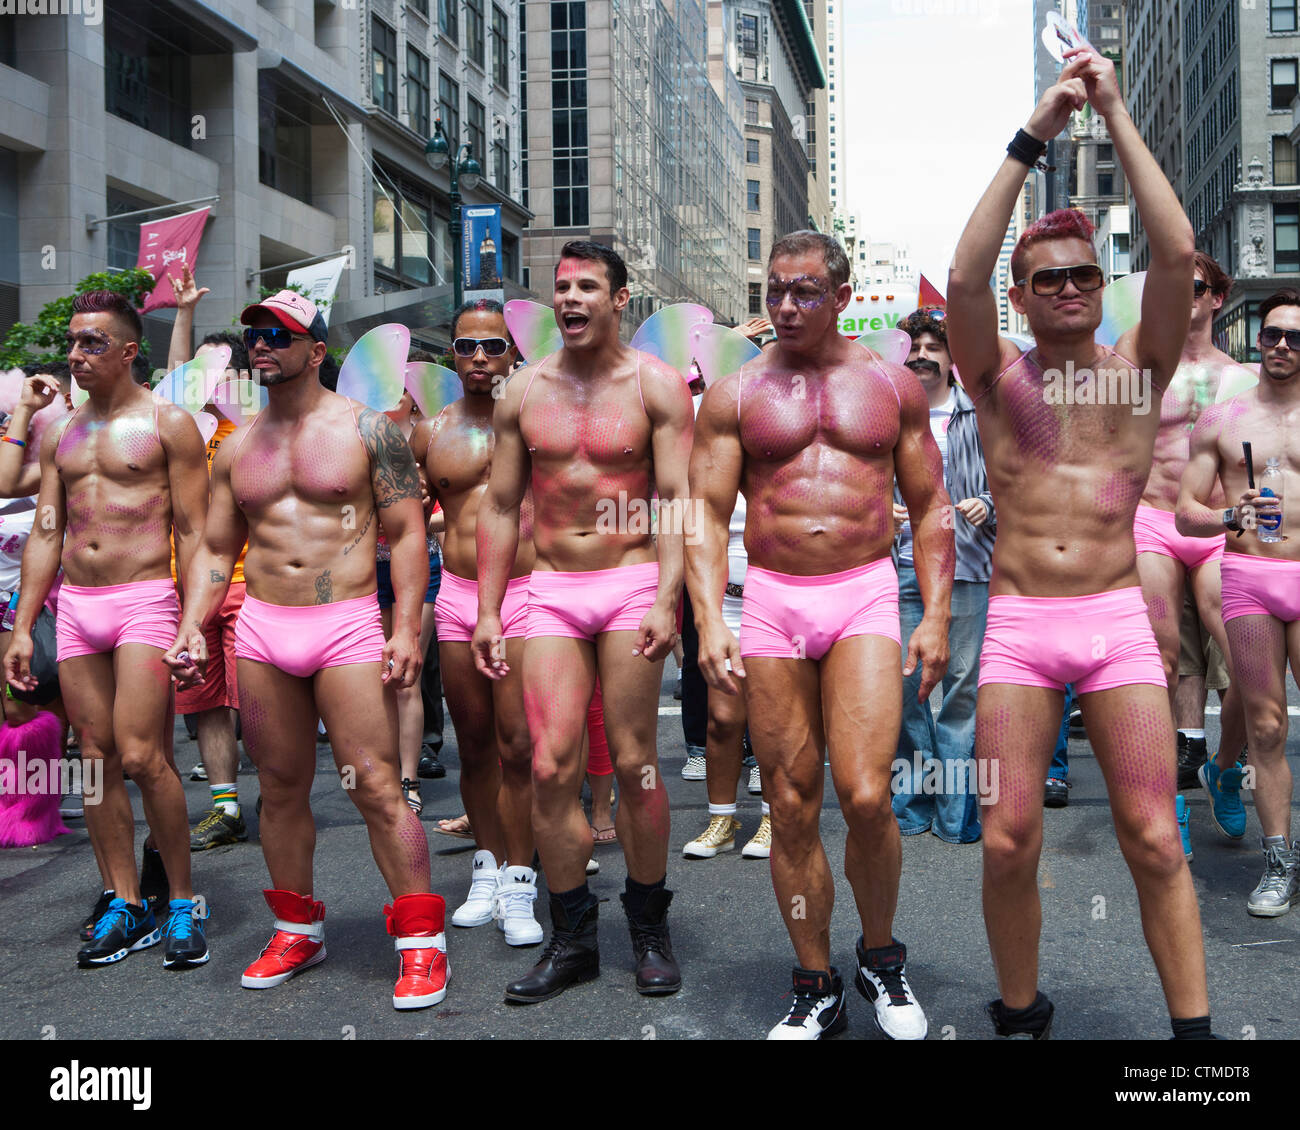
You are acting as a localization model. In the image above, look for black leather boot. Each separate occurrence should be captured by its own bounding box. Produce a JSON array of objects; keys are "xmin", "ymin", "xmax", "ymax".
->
[
  {"xmin": 622, "ymin": 887, "xmax": 681, "ymax": 995},
  {"xmin": 503, "ymin": 897, "xmax": 599, "ymax": 1003}
]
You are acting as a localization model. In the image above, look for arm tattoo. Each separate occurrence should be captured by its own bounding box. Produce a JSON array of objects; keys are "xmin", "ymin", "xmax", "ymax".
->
[
  {"xmin": 209, "ymin": 570, "xmax": 227, "ymax": 583},
  {"xmin": 358, "ymin": 408, "xmax": 421, "ymax": 509},
  {"xmin": 342, "ymin": 506, "xmax": 375, "ymax": 555},
  {"xmin": 314, "ymin": 569, "xmax": 334, "ymax": 604}
]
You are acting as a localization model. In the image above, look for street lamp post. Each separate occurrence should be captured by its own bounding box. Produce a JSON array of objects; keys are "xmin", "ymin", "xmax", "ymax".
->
[{"xmin": 424, "ymin": 118, "xmax": 482, "ymax": 310}]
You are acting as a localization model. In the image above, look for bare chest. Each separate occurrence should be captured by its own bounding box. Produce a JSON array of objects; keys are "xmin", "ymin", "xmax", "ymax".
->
[
  {"xmin": 58, "ymin": 416, "xmax": 165, "ymax": 485},
  {"xmin": 739, "ymin": 376, "xmax": 900, "ymax": 464},
  {"xmin": 521, "ymin": 388, "xmax": 650, "ymax": 467},
  {"xmin": 232, "ymin": 428, "xmax": 369, "ymax": 511},
  {"xmin": 428, "ymin": 421, "xmax": 494, "ymax": 497}
]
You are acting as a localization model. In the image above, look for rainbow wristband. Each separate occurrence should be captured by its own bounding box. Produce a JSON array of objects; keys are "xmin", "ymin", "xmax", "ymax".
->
[{"xmin": 2, "ymin": 436, "xmax": 25, "ymax": 448}]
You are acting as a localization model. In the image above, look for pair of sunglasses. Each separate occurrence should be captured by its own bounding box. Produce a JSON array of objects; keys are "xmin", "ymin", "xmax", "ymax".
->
[
  {"xmin": 1016, "ymin": 263, "xmax": 1104, "ymax": 296},
  {"xmin": 1193, "ymin": 280, "xmax": 1210, "ymax": 298},
  {"xmin": 243, "ymin": 327, "xmax": 309, "ymax": 350},
  {"xmin": 452, "ymin": 337, "xmax": 511, "ymax": 358},
  {"xmin": 1260, "ymin": 326, "xmax": 1300, "ymax": 350}
]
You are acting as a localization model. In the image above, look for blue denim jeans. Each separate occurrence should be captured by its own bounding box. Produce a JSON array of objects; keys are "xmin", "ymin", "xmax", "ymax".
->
[
  {"xmin": 892, "ymin": 564, "xmax": 988, "ymax": 843},
  {"xmin": 1050, "ymin": 685, "xmax": 1075, "ymax": 780}
]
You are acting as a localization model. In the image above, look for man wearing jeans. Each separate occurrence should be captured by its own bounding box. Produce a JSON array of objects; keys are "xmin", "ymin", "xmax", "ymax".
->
[{"xmin": 891, "ymin": 310, "xmax": 995, "ymax": 844}]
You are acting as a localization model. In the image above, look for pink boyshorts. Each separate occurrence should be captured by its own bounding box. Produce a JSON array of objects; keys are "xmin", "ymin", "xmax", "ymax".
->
[
  {"xmin": 1133, "ymin": 504, "xmax": 1223, "ymax": 571},
  {"xmin": 978, "ymin": 586, "xmax": 1166, "ymax": 693},
  {"xmin": 739, "ymin": 557, "xmax": 900, "ymax": 660},
  {"xmin": 527, "ymin": 561, "xmax": 660, "ymax": 640},
  {"xmin": 1220, "ymin": 554, "xmax": 1300, "ymax": 624},
  {"xmin": 435, "ymin": 569, "xmax": 530, "ymax": 642},
  {"xmin": 235, "ymin": 592, "xmax": 385, "ymax": 678},
  {"xmin": 56, "ymin": 578, "xmax": 180, "ymax": 661}
]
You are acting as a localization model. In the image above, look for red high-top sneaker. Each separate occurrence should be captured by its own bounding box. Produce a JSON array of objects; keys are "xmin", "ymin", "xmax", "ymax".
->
[
  {"xmin": 385, "ymin": 893, "xmax": 448, "ymax": 1010},
  {"xmin": 241, "ymin": 889, "xmax": 326, "ymax": 989}
]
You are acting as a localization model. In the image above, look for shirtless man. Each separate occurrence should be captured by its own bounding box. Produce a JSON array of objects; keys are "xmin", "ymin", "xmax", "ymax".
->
[
  {"xmin": 947, "ymin": 48, "xmax": 1213, "ymax": 1039},
  {"xmin": 474, "ymin": 241, "xmax": 692, "ymax": 1002},
  {"xmin": 689, "ymin": 230, "xmax": 953, "ymax": 1040},
  {"xmin": 5, "ymin": 290, "xmax": 211, "ymax": 970},
  {"xmin": 1177, "ymin": 287, "xmax": 1300, "ymax": 917},
  {"xmin": 165, "ymin": 291, "xmax": 446, "ymax": 1009},
  {"xmin": 409, "ymin": 299, "xmax": 541, "ymax": 946},
  {"xmin": 1134, "ymin": 251, "xmax": 1251, "ymax": 848}
]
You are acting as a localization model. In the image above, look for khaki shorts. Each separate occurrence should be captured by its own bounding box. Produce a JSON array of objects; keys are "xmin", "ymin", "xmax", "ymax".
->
[{"xmin": 1177, "ymin": 587, "xmax": 1229, "ymax": 690}]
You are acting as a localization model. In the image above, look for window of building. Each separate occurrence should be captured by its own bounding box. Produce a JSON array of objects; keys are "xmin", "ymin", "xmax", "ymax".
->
[
  {"xmin": 737, "ymin": 13, "xmax": 759, "ymax": 80},
  {"xmin": 1097, "ymin": 143, "xmax": 1114, "ymax": 163},
  {"xmin": 438, "ymin": 0, "xmax": 458, "ymax": 43},
  {"xmin": 373, "ymin": 166, "xmax": 450, "ymax": 289},
  {"xmin": 407, "ymin": 47, "xmax": 430, "ymax": 138},
  {"xmin": 747, "ymin": 179, "xmax": 760, "ymax": 210},
  {"xmin": 1098, "ymin": 172, "xmax": 1114, "ymax": 196},
  {"xmin": 371, "ymin": 18, "xmax": 398, "ymax": 115},
  {"xmin": 552, "ymin": 0, "xmax": 588, "ymax": 228},
  {"xmin": 468, "ymin": 97, "xmax": 486, "ymax": 165},
  {"xmin": 1275, "ymin": 135, "xmax": 1298, "ymax": 185},
  {"xmin": 746, "ymin": 138, "xmax": 760, "ymax": 163},
  {"xmin": 1276, "ymin": 203, "xmax": 1299, "ymax": 272},
  {"xmin": 409, "ymin": 0, "xmax": 428, "ymax": 15},
  {"xmin": 105, "ymin": 188, "xmax": 156, "ymax": 270},
  {"xmin": 745, "ymin": 98, "xmax": 759, "ymax": 125},
  {"xmin": 259, "ymin": 72, "xmax": 313, "ymax": 204},
  {"xmin": 1271, "ymin": 58, "xmax": 1297, "ymax": 110},
  {"xmin": 747, "ymin": 227, "xmax": 761, "ymax": 260},
  {"xmin": 493, "ymin": 122, "xmax": 510, "ymax": 193},
  {"xmin": 438, "ymin": 71, "xmax": 460, "ymax": 145},
  {"xmin": 104, "ymin": 13, "xmax": 193, "ymax": 147},
  {"xmin": 492, "ymin": 5, "xmax": 510, "ymax": 89},
  {"xmin": 1271, "ymin": 0, "xmax": 1297, "ymax": 33},
  {"xmin": 467, "ymin": 0, "xmax": 486, "ymax": 68},
  {"xmin": 748, "ymin": 282, "xmax": 762, "ymax": 315}
]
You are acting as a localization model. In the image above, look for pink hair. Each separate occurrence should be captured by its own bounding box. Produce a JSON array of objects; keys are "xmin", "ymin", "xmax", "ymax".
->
[{"xmin": 1009, "ymin": 209, "xmax": 1097, "ymax": 285}]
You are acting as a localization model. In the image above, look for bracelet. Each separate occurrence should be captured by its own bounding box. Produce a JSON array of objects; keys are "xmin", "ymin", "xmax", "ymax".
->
[
  {"xmin": 1006, "ymin": 129, "xmax": 1053, "ymax": 171},
  {"xmin": 2, "ymin": 436, "xmax": 26, "ymax": 448}
]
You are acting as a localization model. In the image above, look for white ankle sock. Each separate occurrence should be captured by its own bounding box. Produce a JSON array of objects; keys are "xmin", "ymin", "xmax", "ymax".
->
[
  {"xmin": 708, "ymin": 802, "xmax": 737, "ymax": 817},
  {"xmin": 761, "ymin": 801, "xmax": 770, "ymax": 816},
  {"xmin": 1180, "ymin": 728, "xmax": 1205, "ymax": 740}
]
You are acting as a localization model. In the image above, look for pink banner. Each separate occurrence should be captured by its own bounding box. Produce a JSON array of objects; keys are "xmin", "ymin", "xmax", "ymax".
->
[{"xmin": 135, "ymin": 206, "xmax": 211, "ymax": 313}]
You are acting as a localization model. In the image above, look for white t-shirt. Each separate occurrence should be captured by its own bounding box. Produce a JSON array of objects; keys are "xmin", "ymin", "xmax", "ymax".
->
[
  {"xmin": 0, "ymin": 499, "xmax": 36, "ymax": 593},
  {"xmin": 898, "ymin": 392, "xmax": 954, "ymax": 565}
]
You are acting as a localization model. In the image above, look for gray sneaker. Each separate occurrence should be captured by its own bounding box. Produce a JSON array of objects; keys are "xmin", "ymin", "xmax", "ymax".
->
[
  {"xmin": 681, "ymin": 746, "xmax": 707, "ymax": 781},
  {"xmin": 1246, "ymin": 837, "xmax": 1300, "ymax": 917}
]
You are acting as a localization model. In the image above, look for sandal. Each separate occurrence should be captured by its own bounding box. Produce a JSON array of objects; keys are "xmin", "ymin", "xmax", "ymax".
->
[
  {"xmin": 434, "ymin": 813, "xmax": 474, "ymax": 839},
  {"xmin": 401, "ymin": 778, "xmax": 423, "ymax": 817},
  {"xmin": 590, "ymin": 824, "xmax": 617, "ymax": 845}
]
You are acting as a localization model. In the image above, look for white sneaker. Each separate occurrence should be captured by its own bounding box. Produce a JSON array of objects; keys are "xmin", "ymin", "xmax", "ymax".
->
[
  {"xmin": 450, "ymin": 850, "xmax": 500, "ymax": 927},
  {"xmin": 190, "ymin": 764, "xmax": 207, "ymax": 782},
  {"xmin": 585, "ymin": 857, "xmax": 600, "ymax": 875},
  {"xmin": 748, "ymin": 765, "xmax": 762, "ymax": 795},
  {"xmin": 682, "ymin": 749, "xmax": 707, "ymax": 781},
  {"xmin": 854, "ymin": 937, "xmax": 927, "ymax": 1040},
  {"xmin": 494, "ymin": 865, "xmax": 544, "ymax": 946},
  {"xmin": 767, "ymin": 967, "xmax": 847, "ymax": 1040},
  {"xmin": 741, "ymin": 814, "xmax": 771, "ymax": 858}
]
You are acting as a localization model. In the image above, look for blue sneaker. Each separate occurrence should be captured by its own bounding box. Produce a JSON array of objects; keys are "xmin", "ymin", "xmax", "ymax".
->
[
  {"xmin": 162, "ymin": 898, "xmax": 210, "ymax": 969},
  {"xmin": 1176, "ymin": 795, "xmax": 1193, "ymax": 862},
  {"xmin": 1199, "ymin": 760, "xmax": 1246, "ymax": 840},
  {"xmin": 77, "ymin": 898, "xmax": 160, "ymax": 966}
]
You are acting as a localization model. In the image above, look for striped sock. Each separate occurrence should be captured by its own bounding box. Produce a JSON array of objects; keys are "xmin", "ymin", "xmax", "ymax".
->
[{"xmin": 210, "ymin": 783, "xmax": 238, "ymax": 816}]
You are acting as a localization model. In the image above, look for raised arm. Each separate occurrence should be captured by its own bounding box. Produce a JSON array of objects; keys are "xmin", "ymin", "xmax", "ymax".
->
[
  {"xmin": 472, "ymin": 366, "xmax": 532, "ymax": 678},
  {"xmin": 685, "ymin": 374, "xmax": 745, "ymax": 694},
  {"xmin": 892, "ymin": 365, "xmax": 954, "ymax": 702},
  {"xmin": 166, "ymin": 266, "xmax": 209, "ymax": 372},
  {"xmin": 948, "ymin": 61, "xmax": 1089, "ymax": 394},
  {"xmin": 0, "ymin": 375, "xmax": 58, "ymax": 498},
  {"xmin": 159, "ymin": 403, "xmax": 210, "ymax": 598}
]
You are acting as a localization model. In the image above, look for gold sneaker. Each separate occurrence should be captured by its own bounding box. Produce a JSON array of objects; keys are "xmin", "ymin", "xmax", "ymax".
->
[
  {"xmin": 683, "ymin": 814, "xmax": 740, "ymax": 859},
  {"xmin": 742, "ymin": 814, "xmax": 772, "ymax": 859}
]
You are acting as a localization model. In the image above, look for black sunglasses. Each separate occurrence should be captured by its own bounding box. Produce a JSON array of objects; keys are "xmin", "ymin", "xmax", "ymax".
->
[
  {"xmin": 1193, "ymin": 280, "xmax": 1209, "ymax": 298},
  {"xmin": 243, "ymin": 327, "xmax": 307, "ymax": 350},
  {"xmin": 1016, "ymin": 263, "xmax": 1104, "ymax": 296},
  {"xmin": 1260, "ymin": 326, "xmax": 1300, "ymax": 350},
  {"xmin": 452, "ymin": 336, "xmax": 511, "ymax": 358}
]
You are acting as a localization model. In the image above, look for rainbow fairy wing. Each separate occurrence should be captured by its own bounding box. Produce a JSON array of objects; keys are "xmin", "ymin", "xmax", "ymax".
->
[
  {"xmin": 503, "ymin": 300, "xmax": 563, "ymax": 362},
  {"xmin": 684, "ymin": 324, "xmax": 761, "ymax": 386},
  {"xmin": 194, "ymin": 410, "xmax": 219, "ymax": 445},
  {"xmin": 630, "ymin": 304, "xmax": 714, "ymax": 377},
  {"xmin": 337, "ymin": 323, "xmax": 410, "ymax": 410},
  {"xmin": 405, "ymin": 362, "xmax": 465, "ymax": 418},
  {"xmin": 857, "ymin": 329, "xmax": 911, "ymax": 366},
  {"xmin": 1215, "ymin": 364, "xmax": 1259, "ymax": 404},
  {"xmin": 211, "ymin": 379, "xmax": 267, "ymax": 425},
  {"xmin": 1098, "ymin": 271, "xmax": 1145, "ymax": 346},
  {"xmin": 153, "ymin": 346, "xmax": 231, "ymax": 414}
]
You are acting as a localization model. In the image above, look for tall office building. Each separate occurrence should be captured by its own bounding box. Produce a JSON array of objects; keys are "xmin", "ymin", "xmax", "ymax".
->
[
  {"xmin": 803, "ymin": 0, "xmax": 831, "ymax": 236},
  {"xmin": 523, "ymin": 0, "xmax": 746, "ymax": 329},
  {"xmin": 1033, "ymin": 0, "xmax": 1085, "ymax": 213},
  {"xmin": 0, "ymin": 0, "xmax": 530, "ymax": 353}
]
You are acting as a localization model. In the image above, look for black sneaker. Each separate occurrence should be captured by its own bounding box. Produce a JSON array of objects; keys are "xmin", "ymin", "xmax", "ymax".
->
[
  {"xmin": 190, "ymin": 807, "xmax": 248, "ymax": 851},
  {"xmin": 854, "ymin": 936, "xmax": 928, "ymax": 1039},
  {"xmin": 1177, "ymin": 733, "xmax": 1206, "ymax": 791},
  {"xmin": 987, "ymin": 993, "xmax": 1055, "ymax": 1039},
  {"xmin": 162, "ymin": 898, "xmax": 210, "ymax": 969},
  {"xmin": 77, "ymin": 899, "xmax": 160, "ymax": 966},
  {"xmin": 79, "ymin": 889, "xmax": 116, "ymax": 941},
  {"xmin": 1044, "ymin": 777, "xmax": 1070, "ymax": 808},
  {"xmin": 140, "ymin": 845, "xmax": 169, "ymax": 915},
  {"xmin": 417, "ymin": 744, "xmax": 446, "ymax": 780},
  {"xmin": 767, "ymin": 966, "xmax": 848, "ymax": 1040}
]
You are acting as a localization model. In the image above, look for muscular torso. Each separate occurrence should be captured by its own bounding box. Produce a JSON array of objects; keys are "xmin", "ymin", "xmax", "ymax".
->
[
  {"xmin": 518, "ymin": 352, "xmax": 657, "ymax": 572},
  {"xmin": 56, "ymin": 397, "xmax": 175, "ymax": 586},
  {"xmin": 230, "ymin": 397, "xmax": 379, "ymax": 604},
  {"xmin": 975, "ymin": 348, "xmax": 1160, "ymax": 597},
  {"xmin": 426, "ymin": 398, "xmax": 535, "ymax": 578},
  {"xmin": 1142, "ymin": 355, "xmax": 1244, "ymax": 510},
  {"xmin": 735, "ymin": 349, "xmax": 901, "ymax": 575},
  {"xmin": 1203, "ymin": 388, "xmax": 1300, "ymax": 561}
]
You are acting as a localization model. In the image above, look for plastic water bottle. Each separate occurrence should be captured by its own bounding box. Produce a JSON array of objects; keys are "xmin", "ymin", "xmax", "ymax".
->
[{"xmin": 1258, "ymin": 457, "xmax": 1285, "ymax": 544}]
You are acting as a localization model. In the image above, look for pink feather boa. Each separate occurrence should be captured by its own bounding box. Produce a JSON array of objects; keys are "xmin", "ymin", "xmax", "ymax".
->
[{"xmin": 0, "ymin": 710, "xmax": 70, "ymax": 847}]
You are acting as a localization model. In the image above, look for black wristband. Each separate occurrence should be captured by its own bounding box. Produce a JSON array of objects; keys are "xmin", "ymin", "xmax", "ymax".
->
[{"xmin": 1006, "ymin": 129, "xmax": 1048, "ymax": 167}]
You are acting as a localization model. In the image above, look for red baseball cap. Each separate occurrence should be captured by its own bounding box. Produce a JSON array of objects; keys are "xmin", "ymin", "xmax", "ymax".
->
[{"xmin": 240, "ymin": 290, "xmax": 329, "ymax": 343}]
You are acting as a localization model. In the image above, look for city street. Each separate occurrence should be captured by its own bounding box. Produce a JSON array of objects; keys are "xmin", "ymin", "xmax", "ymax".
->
[{"xmin": 2, "ymin": 669, "xmax": 1297, "ymax": 1043}]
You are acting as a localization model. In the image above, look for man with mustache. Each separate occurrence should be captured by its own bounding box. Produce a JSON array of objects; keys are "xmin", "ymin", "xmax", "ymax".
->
[{"xmin": 890, "ymin": 309, "xmax": 995, "ymax": 845}]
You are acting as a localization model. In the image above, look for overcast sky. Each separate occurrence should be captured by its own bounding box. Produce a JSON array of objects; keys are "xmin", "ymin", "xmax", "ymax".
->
[{"xmin": 841, "ymin": 0, "xmax": 1035, "ymax": 289}]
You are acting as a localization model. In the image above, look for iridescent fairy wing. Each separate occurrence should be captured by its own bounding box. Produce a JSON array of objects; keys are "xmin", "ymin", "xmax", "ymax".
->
[
  {"xmin": 503, "ymin": 300, "xmax": 563, "ymax": 362},
  {"xmin": 337, "ymin": 323, "xmax": 410, "ymax": 410}
]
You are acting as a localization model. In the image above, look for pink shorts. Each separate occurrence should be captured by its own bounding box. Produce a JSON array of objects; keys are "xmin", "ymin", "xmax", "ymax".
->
[
  {"xmin": 739, "ymin": 557, "xmax": 901, "ymax": 660},
  {"xmin": 527, "ymin": 562, "xmax": 659, "ymax": 640},
  {"xmin": 235, "ymin": 592, "xmax": 385, "ymax": 678},
  {"xmin": 1220, "ymin": 554, "xmax": 1300, "ymax": 624},
  {"xmin": 435, "ymin": 569, "xmax": 530, "ymax": 642},
  {"xmin": 978, "ymin": 586, "xmax": 1166, "ymax": 693},
  {"xmin": 1134, "ymin": 505, "xmax": 1223, "ymax": 571},
  {"xmin": 56, "ymin": 578, "xmax": 180, "ymax": 662}
]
